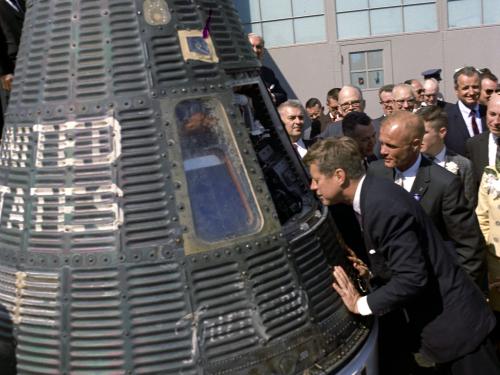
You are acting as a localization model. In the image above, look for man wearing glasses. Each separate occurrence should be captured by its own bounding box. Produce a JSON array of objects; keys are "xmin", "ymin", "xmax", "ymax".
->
[
  {"xmin": 479, "ymin": 68, "xmax": 499, "ymax": 106},
  {"xmin": 320, "ymin": 85, "xmax": 366, "ymax": 138},
  {"xmin": 444, "ymin": 66, "xmax": 486, "ymax": 156},
  {"xmin": 392, "ymin": 84, "xmax": 417, "ymax": 112},
  {"xmin": 404, "ymin": 79, "xmax": 425, "ymax": 109}
]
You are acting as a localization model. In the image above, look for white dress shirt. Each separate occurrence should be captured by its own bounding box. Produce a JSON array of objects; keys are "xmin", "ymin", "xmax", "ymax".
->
[
  {"xmin": 458, "ymin": 100, "xmax": 483, "ymax": 137},
  {"xmin": 352, "ymin": 175, "xmax": 372, "ymax": 316},
  {"xmin": 293, "ymin": 138, "xmax": 308, "ymax": 158},
  {"xmin": 395, "ymin": 154, "xmax": 422, "ymax": 192},
  {"xmin": 488, "ymin": 133, "xmax": 499, "ymax": 167}
]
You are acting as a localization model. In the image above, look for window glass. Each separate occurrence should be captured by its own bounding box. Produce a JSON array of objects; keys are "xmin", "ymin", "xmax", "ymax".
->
[
  {"xmin": 448, "ymin": 0, "xmax": 481, "ymax": 27},
  {"xmin": 337, "ymin": 11, "xmax": 370, "ymax": 39},
  {"xmin": 369, "ymin": 0, "xmax": 400, "ymax": 6},
  {"xmin": 483, "ymin": 0, "xmax": 500, "ymax": 25},
  {"xmin": 351, "ymin": 72, "xmax": 368, "ymax": 90},
  {"xmin": 292, "ymin": 0, "xmax": 324, "ymax": 16},
  {"xmin": 370, "ymin": 8, "xmax": 403, "ymax": 35},
  {"xmin": 350, "ymin": 52, "xmax": 366, "ymax": 70},
  {"xmin": 294, "ymin": 16, "xmax": 326, "ymax": 44},
  {"xmin": 404, "ymin": 4, "xmax": 437, "ymax": 31},
  {"xmin": 243, "ymin": 23, "xmax": 262, "ymax": 36},
  {"xmin": 368, "ymin": 70, "xmax": 384, "ymax": 88},
  {"xmin": 263, "ymin": 20, "xmax": 294, "ymax": 47},
  {"xmin": 336, "ymin": 0, "xmax": 369, "ymax": 12},
  {"xmin": 404, "ymin": 0, "xmax": 431, "ymax": 4},
  {"xmin": 234, "ymin": 0, "xmax": 261, "ymax": 23},
  {"xmin": 260, "ymin": 0, "xmax": 292, "ymax": 21},
  {"xmin": 175, "ymin": 98, "xmax": 262, "ymax": 242},
  {"xmin": 367, "ymin": 50, "xmax": 383, "ymax": 69}
]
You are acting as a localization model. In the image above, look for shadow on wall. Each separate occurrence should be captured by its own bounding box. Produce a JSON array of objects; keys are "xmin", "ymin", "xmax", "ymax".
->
[{"xmin": 0, "ymin": 302, "xmax": 16, "ymax": 375}]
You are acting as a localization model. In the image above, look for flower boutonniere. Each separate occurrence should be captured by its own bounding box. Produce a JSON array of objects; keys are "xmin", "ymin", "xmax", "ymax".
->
[
  {"xmin": 484, "ymin": 166, "xmax": 500, "ymax": 199},
  {"xmin": 444, "ymin": 161, "xmax": 459, "ymax": 175}
]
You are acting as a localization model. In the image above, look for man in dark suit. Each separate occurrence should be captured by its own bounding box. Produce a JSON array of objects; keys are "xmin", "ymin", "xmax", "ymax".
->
[
  {"xmin": 304, "ymin": 137, "xmax": 498, "ymax": 374},
  {"xmin": 466, "ymin": 93, "xmax": 500, "ymax": 184},
  {"xmin": 369, "ymin": 111, "xmax": 486, "ymax": 286},
  {"xmin": 278, "ymin": 100, "xmax": 312, "ymax": 158},
  {"xmin": 247, "ymin": 33, "xmax": 287, "ymax": 106},
  {"xmin": 417, "ymin": 105, "xmax": 477, "ymax": 206},
  {"xmin": 304, "ymin": 97, "xmax": 329, "ymax": 139},
  {"xmin": 342, "ymin": 111, "xmax": 377, "ymax": 169},
  {"xmin": 0, "ymin": 0, "xmax": 24, "ymax": 131},
  {"xmin": 444, "ymin": 66, "xmax": 487, "ymax": 156},
  {"xmin": 320, "ymin": 85, "xmax": 365, "ymax": 138}
]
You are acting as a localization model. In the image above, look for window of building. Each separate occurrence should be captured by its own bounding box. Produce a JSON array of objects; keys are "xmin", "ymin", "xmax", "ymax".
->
[
  {"xmin": 349, "ymin": 50, "xmax": 384, "ymax": 89},
  {"xmin": 336, "ymin": 0, "xmax": 437, "ymax": 39},
  {"xmin": 233, "ymin": 0, "xmax": 326, "ymax": 47},
  {"xmin": 448, "ymin": 0, "xmax": 500, "ymax": 28}
]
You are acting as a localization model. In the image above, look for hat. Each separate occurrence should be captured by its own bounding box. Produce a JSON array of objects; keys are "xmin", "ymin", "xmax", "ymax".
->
[{"xmin": 422, "ymin": 68, "xmax": 442, "ymax": 81}]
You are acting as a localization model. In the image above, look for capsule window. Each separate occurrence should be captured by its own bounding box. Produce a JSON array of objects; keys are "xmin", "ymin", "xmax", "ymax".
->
[{"xmin": 175, "ymin": 98, "xmax": 262, "ymax": 242}]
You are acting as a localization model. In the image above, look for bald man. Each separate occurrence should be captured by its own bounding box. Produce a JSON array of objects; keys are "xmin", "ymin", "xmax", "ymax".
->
[
  {"xmin": 369, "ymin": 111, "xmax": 486, "ymax": 286},
  {"xmin": 247, "ymin": 33, "xmax": 287, "ymax": 106}
]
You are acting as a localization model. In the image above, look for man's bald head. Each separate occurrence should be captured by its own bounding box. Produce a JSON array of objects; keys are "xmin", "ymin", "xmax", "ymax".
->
[
  {"xmin": 423, "ymin": 78, "xmax": 439, "ymax": 105},
  {"xmin": 379, "ymin": 111, "xmax": 424, "ymax": 171},
  {"xmin": 338, "ymin": 85, "xmax": 365, "ymax": 116}
]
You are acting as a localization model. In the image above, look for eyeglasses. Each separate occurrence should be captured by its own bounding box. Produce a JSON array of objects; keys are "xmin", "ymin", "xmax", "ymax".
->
[
  {"xmin": 416, "ymin": 89, "xmax": 425, "ymax": 94},
  {"xmin": 424, "ymin": 93, "xmax": 437, "ymax": 98},
  {"xmin": 340, "ymin": 100, "xmax": 362, "ymax": 110},
  {"xmin": 484, "ymin": 88, "xmax": 500, "ymax": 95},
  {"xmin": 286, "ymin": 115, "xmax": 304, "ymax": 120},
  {"xmin": 394, "ymin": 98, "xmax": 416, "ymax": 105},
  {"xmin": 379, "ymin": 100, "xmax": 392, "ymax": 105}
]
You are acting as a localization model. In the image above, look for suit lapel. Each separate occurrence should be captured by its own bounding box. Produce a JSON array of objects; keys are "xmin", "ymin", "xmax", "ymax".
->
[
  {"xmin": 410, "ymin": 157, "xmax": 430, "ymax": 197},
  {"xmin": 453, "ymin": 103, "xmax": 471, "ymax": 140}
]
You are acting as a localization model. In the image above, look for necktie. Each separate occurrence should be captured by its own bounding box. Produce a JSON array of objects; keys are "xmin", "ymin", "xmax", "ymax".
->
[
  {"xmin": 394, "ymin": 171, "xmax": 404, "ymax": 188},
  {"xmin": 496, "ymin": 138, "xmax": 500, "ymax": 167},
  {"xmin": 470, "ymin": 109, "xmax": 479, "ymax": 135}
]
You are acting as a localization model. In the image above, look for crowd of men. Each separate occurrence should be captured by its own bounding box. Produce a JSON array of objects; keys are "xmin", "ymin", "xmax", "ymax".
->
[{"xmin": 248, "ymin": 33, "xmax": 500, "ymax": 374}]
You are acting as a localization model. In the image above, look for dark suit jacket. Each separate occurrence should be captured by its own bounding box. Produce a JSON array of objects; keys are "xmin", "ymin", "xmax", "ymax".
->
[
  {"xmin": 443, "ymin": 148, "xmax": 477, "ymax": 207},
  {"xmin": 0, "ymin": 0, "xmax": 24, "ymax": 75},
  {"xmin": 260, "ymin": 66, "xmax": 287, "ymax": 107},
  {"xmin": 368, "ymin": 157, "xmax": 486, "ymax": 285},
  {"xmin": 465, "ymin": 131, "xmax": 489, "ymax": 185},
  {"xmin": 444, "ymin": 102, "xmax": 486, "ymax": 156},
  {"xmin": 360, "ymin": 175, "xmax": 495, "ymax": 363},
  {"xmin": 319, "ymin": 119, "xmax": 343, "ymax": 139}
]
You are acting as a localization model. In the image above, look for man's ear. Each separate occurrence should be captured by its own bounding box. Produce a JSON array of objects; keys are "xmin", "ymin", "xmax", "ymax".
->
[
  {"xmin": 439, "ymin": 126, "xmax": 447, "ymax": 139},
  {"xmin": 334, "ymin": 168, "xmax": 348, "ymax": 186},
  {"xmin": 412, "ymin": 137, "xmax": 423, "ymax": 150}
]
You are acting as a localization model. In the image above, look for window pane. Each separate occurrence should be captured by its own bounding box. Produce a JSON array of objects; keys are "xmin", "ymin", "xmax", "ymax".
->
[
  {"xmin": 336, "ymin": 0, "xmax": 368, "ymax": 12},
  {"xmin": 367, "ymin": 50, "xmax": 383, "ymax": 69},
  {"xmin": 350, "ymin": 52, "xmax": 366, "ymax": 71},
  {"xmin": 293, "ymin": 0, "xmax": 324, "ymax": 16},
  {"xmin": 233, "ymin": 0, "xmax": 261, "ymax": 23},
  {"xmin": 370, "ymin": 8, "xmax": 403, "ymax": 35},
  {"xmin": 351, "ymin": 72, "xmax": 367, "ymax": 90},
  {"xmin": 404, "ymin": 4, "xmax": 437, "ymax": 31},
  {"xmin": 244, "ymin": 23, "xmax": 262, "ymax": 36},
  {"xmin": 337, "ymin": 11, "xmax": 370, "ymax": 39},
  {"xmin": 261, "ymin": 0, "xmax": 292, "ymax": 21},
  {"xmin": 294, "ymin": 16, "xmax": 326, "ymax": 43},
  {"xmin": 263, "ymin": 20, "xmax": 294, "ymax": 47},
  {"xmin": 368, "ymin": 70, "xmax": 384, "ymax": 88},
  {"xmin": 175, "ymin": 98, "xmax": 262, "ymax": 242},
  {"xmin": 448, "ymin": 0, "xmax": 481, "ymax": 28},
  {"xmin": 369, "ymin": 0, "xmax": 400, "ymax": 7},
  {"xmin": 404, "ymin": 0, "xmax": 433, "ymax": 4},
  {"xmin": 484, "ymin": 0, "xmax": 500, "ymax": 25}
]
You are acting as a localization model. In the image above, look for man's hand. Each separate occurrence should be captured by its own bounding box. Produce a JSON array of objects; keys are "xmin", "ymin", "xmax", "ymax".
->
[
  {"xmin": 332, "ymin": 266, "xmax": 361, "ymax": 314},
  {"xmin": 489, "ymin": 275, "xmax": 500, "ymax": 293},
  {"xmin": 1, "ymin": 74, "xmax": 13, "ymax": 91},
  {"xmin": 345, "ymin": 247, "xmax": 370, "ymax": 280}
]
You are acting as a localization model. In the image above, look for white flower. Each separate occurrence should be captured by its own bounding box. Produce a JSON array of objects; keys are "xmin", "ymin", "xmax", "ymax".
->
[
  {"xmin": 445, "ymin": 161, "xmax": 459, "ymax": 174},
  {"xmin": 485, "ymin": 172, "xmax": 500, "ymax": 199}
]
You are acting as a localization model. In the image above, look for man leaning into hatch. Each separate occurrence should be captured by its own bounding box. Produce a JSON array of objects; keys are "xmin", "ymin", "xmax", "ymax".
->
[{"xmin": 303, "ymin": 137, "xmax": 499, "ymax": 375}]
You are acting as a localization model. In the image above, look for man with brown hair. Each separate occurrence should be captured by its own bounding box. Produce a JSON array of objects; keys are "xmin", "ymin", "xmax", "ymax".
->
[
  {"xmin": 417, "ymin": 105, "xmax": 476, "ymax": 206},
  {"xmin": 369, "ymin": 111, "xmax": 486, "ymax": 286},
  {"xmin": 304, "ymin": 136, "xmax": 498, "ymax": 375}
]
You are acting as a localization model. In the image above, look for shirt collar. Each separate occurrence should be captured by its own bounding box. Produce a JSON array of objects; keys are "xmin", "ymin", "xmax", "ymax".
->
[
  {"xmin": 458, "ymin": 100, "xmax": 479, "ymax": 117},
  {"xmin": 396, "ymin": 153, "xmax": 421, "ymax": 178},
  {"xmin": 434, "ymin": 146, "xmax": 446, "ymax": 163},
  {"xmin": 353, "ymin": 175, "xmax": 366, "ymax": 216}
]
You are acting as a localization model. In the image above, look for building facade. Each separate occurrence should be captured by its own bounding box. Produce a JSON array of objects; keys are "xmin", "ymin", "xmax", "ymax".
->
[{"xmin": 233, "ymin": 0, "xmax": 500, "ymax": 118}]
